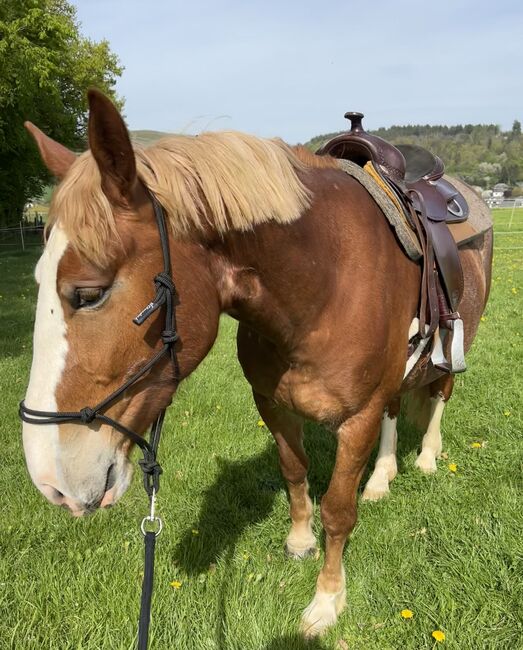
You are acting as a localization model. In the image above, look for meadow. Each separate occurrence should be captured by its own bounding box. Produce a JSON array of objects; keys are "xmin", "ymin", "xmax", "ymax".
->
[{"xmin": 0, "ymin": 209, "xmax": 521, "ymax": 650}]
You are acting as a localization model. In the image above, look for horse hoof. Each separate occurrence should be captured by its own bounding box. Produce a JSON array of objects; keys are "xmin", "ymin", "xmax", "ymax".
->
[
  {"xmin": 415, "ymin": 450, "xmax": 438, "ymax": 474},
  {"xmin": 362, "ymin": 475, "xmax": 390, "ymax": 501},
  {"xmin": 361, "ymin": 484, "xmax": 390, "ymax": 501},
  {"xmin": 285, "ymin": 528, "xmax": 317, "ymax": 560},
  {"xmin": 285, "ymin": 543, "xmax": 317, "ymax": 560},
  {"xmin": 300, "ymin": 587, "xmax": 346, "ymax": 637}
]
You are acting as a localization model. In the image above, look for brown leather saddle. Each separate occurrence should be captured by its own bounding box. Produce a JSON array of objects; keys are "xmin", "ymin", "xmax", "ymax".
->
[{"xmin": 317, "ymin": 112, "xmax": 468, "ymax": 373}]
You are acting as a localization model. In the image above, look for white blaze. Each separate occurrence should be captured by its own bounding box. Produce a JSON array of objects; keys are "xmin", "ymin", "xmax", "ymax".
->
[{"xmin": 23, "ymin": 227, "xmax": 69, "ymax": 493}]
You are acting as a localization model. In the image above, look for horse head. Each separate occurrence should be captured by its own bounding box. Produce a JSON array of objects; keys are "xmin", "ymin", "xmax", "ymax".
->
[{"xmin": 22, "ymin": 91, "xmax": 220, "ymax": 515}]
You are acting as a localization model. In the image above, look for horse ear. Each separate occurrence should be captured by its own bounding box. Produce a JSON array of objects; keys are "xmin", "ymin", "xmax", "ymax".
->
[
  {"xmin": 87, "ymin": 88, "xmax": 136, "ymax": 201},
  {"xmin": 24, "ymin": 122, "xmax": 76, "ymax": 180}
]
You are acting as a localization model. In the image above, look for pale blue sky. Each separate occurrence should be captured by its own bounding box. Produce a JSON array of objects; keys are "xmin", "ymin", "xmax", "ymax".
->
[{"xmin": 74, "ymin": 0, "xmax": 523, "ymax": 142}]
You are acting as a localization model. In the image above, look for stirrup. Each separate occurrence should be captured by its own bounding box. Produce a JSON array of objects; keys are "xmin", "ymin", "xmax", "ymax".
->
[
  {"xmin": 449, "ymin": 318, "xmax": 466, "ymax": 373},
  {"xmin": 431, "ymin": 321, "xmax": 466, "ymax": 374}
]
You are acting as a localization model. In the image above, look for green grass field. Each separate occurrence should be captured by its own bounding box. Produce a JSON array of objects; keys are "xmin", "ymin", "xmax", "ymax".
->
[{"xmin": 0, "ymin": 210, "xmax": 521, "ymax": 650}]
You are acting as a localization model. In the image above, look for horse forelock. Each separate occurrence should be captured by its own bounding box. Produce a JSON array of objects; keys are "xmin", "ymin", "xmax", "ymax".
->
[
  {"xmin": 48, "ymin": 151, "xmax": 119, "ymax": 267},
  {"xmin": 48, "ymin": 131, "xmax": 316, "ymax": 267}
]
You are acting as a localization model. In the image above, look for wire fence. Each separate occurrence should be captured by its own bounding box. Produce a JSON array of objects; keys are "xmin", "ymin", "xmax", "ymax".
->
[
  {"xmin": 0, "ymin": 222, "xmax": 44, "ymax": 252},
  {"xmin": 492, "ymin": 205, "xmax": 523, "ymax": 251}
]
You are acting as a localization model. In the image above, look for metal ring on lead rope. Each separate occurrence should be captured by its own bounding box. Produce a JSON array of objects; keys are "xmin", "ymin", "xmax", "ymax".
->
[{"xmin": 140, "ymin": 516, "xmax": 164, "ymax": 537}]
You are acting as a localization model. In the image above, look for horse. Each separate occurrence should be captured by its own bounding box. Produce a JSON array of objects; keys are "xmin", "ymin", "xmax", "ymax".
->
[{"xmin": 21, "ymin": 89, "xmax": 492, "ymax": 637}]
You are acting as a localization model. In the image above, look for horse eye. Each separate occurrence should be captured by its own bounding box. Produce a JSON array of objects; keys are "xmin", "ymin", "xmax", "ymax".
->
[{"xmin": 74, "ymin": 287, "xmax": 106, "ymax": 309}]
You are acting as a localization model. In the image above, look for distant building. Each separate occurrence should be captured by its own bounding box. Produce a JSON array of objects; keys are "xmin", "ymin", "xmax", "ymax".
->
[{"xmin": 492, "ymin": 183, "xmax": 510, "ymax": 197}]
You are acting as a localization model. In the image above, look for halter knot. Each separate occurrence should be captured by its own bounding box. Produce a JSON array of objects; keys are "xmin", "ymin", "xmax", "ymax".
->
[
  {"xmin": 161, "ymin": 329, "xmax": 179, "ymax": 344},
  {"xmin": 138, "ymin": 458, "xmax": 163, "ymax": 476},
  {"xmin": 79, "ymin": 407, "xmax": 96, "ymax": 424},
  {"xmin": 154, "ymin": 272, "xmax": 175, "ymax": 294}
]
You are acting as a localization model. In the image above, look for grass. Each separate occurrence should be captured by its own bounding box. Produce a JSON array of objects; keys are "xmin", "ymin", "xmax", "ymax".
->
[{"xmin": 0, "ymin": 210, "xmax": 521, "ymax": 650}]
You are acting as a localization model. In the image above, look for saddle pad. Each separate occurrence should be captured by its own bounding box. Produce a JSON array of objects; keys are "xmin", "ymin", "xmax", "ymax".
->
[
  {"xmin": 337, "ymin": 160, "xmax": 492, "ymax": 261},
  {"xmin": 337, "ymin": 159, "xmax": 422, "ymax": 260}
]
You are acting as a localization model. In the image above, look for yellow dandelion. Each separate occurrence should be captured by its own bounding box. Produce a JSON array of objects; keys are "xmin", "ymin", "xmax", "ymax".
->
[
  {"xmin": 471, "ymin": 442, "xmax": 482, "ymax": 449},
  {"xmin": 504, "ymin": 411, "xmax": 511, "ymax": 417},
  {"xmin": 448, "ymin": 463, "xmax": 457, "ymax": 473},
  {"xmin": 400, "ymin": 609, "xmax": 414, "ymax": 619},
  {"xmin": 170, "ymin": 580, "xmax": 182, "ymax": 589},
  {"xmin": 511, "ymin": 287, "xmax": 518, "ymax": 294},
  {"xmin": 257, "ymin": 419, "xmax": 265, "ymax": 427},
  {"xmin": 191, "ymin": 529, "xmax": 199, "ymax": 536},
  {"xmin": 432, "ymin": 630, "xmax": 445, "ymax": 642}
]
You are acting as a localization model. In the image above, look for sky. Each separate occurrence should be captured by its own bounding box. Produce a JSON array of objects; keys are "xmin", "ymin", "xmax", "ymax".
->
[{"xmin": 74, "ymin": 0, "xmax": 523, "ymax": 143}]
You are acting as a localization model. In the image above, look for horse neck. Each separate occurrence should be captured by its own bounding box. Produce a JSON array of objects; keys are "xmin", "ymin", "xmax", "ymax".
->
[{"xmin": 169, "ymin": 239, "xmax": 222, "ymax": 378}]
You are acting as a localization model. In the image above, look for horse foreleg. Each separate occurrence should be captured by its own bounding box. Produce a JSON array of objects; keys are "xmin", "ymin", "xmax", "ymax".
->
[
  {"xmin": 253, "ymin": 392, "xmax": 316, "ymax": 558},
  {"xmin": 415, "ymin": 375, "xmax": 454, "ymax": 473},
  {"xmin": 362, "ymin": 397, "xmax": 401, "ymax": 501},
  {"xmin": 301, "ymin": 400, "xmax": 382, "ymax": 637}
]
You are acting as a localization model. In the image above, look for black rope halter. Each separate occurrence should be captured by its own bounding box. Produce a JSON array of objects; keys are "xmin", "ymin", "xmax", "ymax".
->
[{"xmin": 19, "ymin": 190, "xmax": 178, "ymax": 649}]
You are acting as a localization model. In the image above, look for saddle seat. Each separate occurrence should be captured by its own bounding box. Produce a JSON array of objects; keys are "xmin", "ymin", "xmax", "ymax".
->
[
  {"xmin": 316, "ymin": 112, "xmax": 469, "ymax": 374},
  {"xmin": 396, "ymin": 144, "xmax": 443, "ymax": 184}
]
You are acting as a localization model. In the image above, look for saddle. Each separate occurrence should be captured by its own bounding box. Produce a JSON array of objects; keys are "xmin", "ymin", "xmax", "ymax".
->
[{"xmin": 317, "ymin": 112, "xmax": 468, "ymax": 373}]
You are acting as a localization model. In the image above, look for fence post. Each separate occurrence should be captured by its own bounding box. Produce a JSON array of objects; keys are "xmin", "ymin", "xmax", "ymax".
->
[
  {"xmin": 508, "ymin": 199, "xmax": 521, "ymax": 230},
  {"xmin": 19, "ymin": 221, "xmax": 25, "ymax": 251}
]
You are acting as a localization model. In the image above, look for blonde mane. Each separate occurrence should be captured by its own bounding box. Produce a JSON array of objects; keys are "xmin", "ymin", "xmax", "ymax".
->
[{"xmin": 49, "ymin": 131, "xmax": 317, "ymax": 266}]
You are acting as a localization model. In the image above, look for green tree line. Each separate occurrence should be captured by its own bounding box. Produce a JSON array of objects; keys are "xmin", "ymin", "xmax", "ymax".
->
[
  {"xmin": 307, "ymin": 121, "xmax": 523, "ymax": 191},
  {"xmin": 0, "ymin": 0, "xmax": 122, "ymax": 227}
]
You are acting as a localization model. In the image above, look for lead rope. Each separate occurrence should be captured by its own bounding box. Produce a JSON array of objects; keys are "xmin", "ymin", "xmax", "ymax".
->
[
  {"xmin": 138, "ymin": 411, "xmax": 165, "ymax": 650},
  {"xmin": 19, "ymin": 191, "xmax": 178, "ymax": 650},
  {"xmin": 131, "ymin": 193, "xmax": 180, "ymax": 650}
]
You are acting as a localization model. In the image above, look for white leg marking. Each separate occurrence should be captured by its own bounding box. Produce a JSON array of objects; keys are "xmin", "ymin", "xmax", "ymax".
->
[
  {"xmin": 300, "ymin": 567, "xmax": 346, "ymax": 637},
  {"xmin": 285, "ymin": 480, "xmax": 316, "ymax": 558},
  {"xmin": 286, "ymin": 521, "xmax": 316, "ymax": 558},
  {"xmin": 23, "ymin": 227, "xmax": 69, "ymax": 494},
  {"xmin": 362, "ymin": 413, "xmax": 398, "ymax": 501},
  {"xmin": 415, "ymin": 395, "xmax": 445, "ymax": 474}
]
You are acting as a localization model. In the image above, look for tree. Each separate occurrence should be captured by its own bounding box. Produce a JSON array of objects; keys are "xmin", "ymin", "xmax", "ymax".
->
[
  {"xmin": 0, "ymin": 0, "xmax": 123, "ymax": 226},
  {"xmin": 512, "ymin": 120, "xmax": 522, "ymax": 138}
]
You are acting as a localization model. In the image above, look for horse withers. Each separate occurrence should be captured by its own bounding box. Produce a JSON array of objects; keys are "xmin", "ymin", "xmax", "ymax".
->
[{"xmin": 21, "ymin": 90, "xmax": 492, "ymax": 636}]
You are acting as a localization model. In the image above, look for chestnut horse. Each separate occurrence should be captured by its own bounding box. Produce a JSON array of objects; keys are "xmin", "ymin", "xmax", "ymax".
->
[{"xmin": 22, "ymin": 90, "xmax": 492, "ymax": 636}]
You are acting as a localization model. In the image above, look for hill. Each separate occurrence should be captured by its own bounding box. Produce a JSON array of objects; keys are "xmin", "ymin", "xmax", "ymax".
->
[{"xmin": 130, "ymin": 129, "xmax": 172, "ymax": 147}]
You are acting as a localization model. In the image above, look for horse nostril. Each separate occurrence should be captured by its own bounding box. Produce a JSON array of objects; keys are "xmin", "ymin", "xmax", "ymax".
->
[
  {"xmin": 105, "ymin": 463, "xmax": 117, "ymax": 493},
  {"xmin": 40, "ymin": 484, "xmax": 65, "ymax": 504}
]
